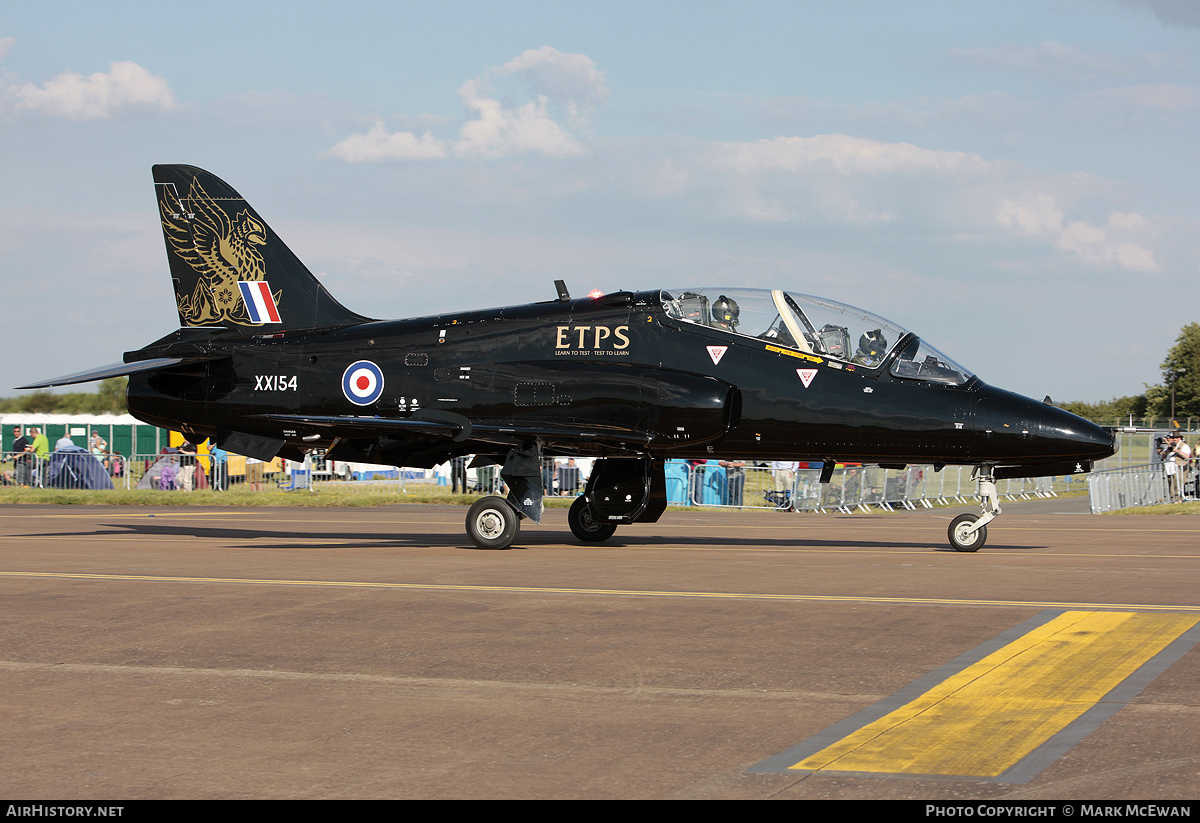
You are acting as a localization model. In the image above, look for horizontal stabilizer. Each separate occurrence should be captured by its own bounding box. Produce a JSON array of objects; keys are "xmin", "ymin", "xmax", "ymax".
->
[{"xmin": 15, "ymin": 356, "xmax": 228, "ymax": 390}]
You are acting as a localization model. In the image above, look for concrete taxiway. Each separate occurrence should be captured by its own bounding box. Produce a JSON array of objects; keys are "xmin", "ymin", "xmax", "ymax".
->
[{"xmin": 2, "ymin": 498, "xmax": 1198, "ymax": 799}]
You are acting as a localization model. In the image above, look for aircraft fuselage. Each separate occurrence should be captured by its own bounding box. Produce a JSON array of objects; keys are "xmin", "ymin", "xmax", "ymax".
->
[{"xmin": 126, "ymin": 289, "xmax": 1111, "ymax": 471}]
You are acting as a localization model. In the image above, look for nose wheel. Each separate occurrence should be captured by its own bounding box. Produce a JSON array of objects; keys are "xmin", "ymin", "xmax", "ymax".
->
[
  {"xmin": 948, "ymin": 513, "xmax": 987, "ymax": 552},
  {"xmin": 946, "ymin": 466, "xmax": 999, "ymax": 552}
]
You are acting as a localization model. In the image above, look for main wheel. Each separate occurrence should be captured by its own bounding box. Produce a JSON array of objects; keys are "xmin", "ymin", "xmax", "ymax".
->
[
  {"xmin": 568, "ymin": 496, "xmax": 618, "ymax": 543},
  {"xmin": 948, "ymin": 513, "xmax": 986, "ymax": 552},
  {"xmin": 466, "ymin": 496, "xmax": 520, "ymax": 550}
]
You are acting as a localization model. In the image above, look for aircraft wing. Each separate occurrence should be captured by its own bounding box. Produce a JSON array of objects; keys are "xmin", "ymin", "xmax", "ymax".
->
[
  {"xmin": 15, "ymin": 356, "xmax": 229, "ymax": 390},
  {"xmin": 259, "ymin": 413, "xmax": 654, "ymax": 449}
]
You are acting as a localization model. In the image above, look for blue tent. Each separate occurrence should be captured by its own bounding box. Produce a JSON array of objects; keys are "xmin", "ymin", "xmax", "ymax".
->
[{"xmin": 48, "ymin": 445, "xmax": 114, "ymax": 490}]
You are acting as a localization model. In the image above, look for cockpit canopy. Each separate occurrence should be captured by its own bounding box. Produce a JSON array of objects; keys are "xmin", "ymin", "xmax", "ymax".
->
[{"xmin": 660, "ymin": 288, "xmax": 973, "ymax": 386}]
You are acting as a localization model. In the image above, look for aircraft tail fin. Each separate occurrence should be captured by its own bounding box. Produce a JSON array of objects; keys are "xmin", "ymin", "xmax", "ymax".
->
[{"xmin": 152, "ymin": 164, "xmax": 370, "ymax": 333}]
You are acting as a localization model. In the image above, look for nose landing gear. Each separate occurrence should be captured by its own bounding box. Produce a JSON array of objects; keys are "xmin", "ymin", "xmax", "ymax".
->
[{"xmin": 947, "ymin": 466, "xmax": 1000, "ymax": 552}]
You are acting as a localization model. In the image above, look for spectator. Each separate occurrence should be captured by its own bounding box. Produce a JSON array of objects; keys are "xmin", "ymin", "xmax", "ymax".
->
[
  {"xmin": 246, "ymin": 455, "xmax": 265, "ymax": 492},
  {"xmin": 209, "ymin": 445, "xmax": 228, "ymax": 490},
  {"xmin": 1159, "ymin": 433, "xmax": 1190, "ymax": 502},
  {"xmin": 177, "ymin": 442, "xmax": 197, "ymax": 491},
  {"xmin": 451, "ymin": 455, "xmax": 468, "ymax": 494},
  {"xmin": 89, "ymin": 433, "xmax": 110, "ymax": 472},
  {"xmin": 30, "ymin": 428, "xmax": 49, "ymax": 461},
  {"xmin": 11, "ymin": 426, "xmax": 31, "ymax": 486},
  {"xmin": 29, "ymin": 428, "xmax": 49, "ymax": 486},
  {"xmin": 559, "ymin": 458, "xmax": 583, "ymax": 496},
  {"xmin": 719, "ymin": 459, "xmax": 746, "ymax": 506}
]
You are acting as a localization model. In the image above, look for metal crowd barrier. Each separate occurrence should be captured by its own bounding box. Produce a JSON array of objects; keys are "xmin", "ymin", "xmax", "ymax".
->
[
  {"xmin": 1087, "ymin": 459, "xmax": 1198, "ymax": 513},
  {"xmin": 2, "ymin": 450, "xmax": 228, "ymax": 491},
  {"xmin": 2, "ymin": 448, "xmax": 1098, "ymax": 511},
  {"xmin": 1, "ymin": 449, "xmax": 434, "ymax": 494},
  {"xmin": 675, "ymin": 461, "xmax": 1078, "ymax": 513}
]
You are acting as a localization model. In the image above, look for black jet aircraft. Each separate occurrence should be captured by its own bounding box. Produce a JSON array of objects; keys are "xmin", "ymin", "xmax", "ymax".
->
[{"xmin": 21, "ymin": 165, "xmax": 1116, "ymax": 552}]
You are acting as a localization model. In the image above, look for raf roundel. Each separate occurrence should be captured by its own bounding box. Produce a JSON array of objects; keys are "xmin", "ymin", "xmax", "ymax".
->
[{"xmin": 342, "ymin": 360, "xmax": 385, "ymax": 406}]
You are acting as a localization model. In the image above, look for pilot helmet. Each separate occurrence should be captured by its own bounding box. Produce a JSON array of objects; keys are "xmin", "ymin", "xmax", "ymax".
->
[
  {"xmin": 712, "ymin": 295, "xmax": 740, "ymax": 328},
  {"xmin": 858, "ymin": 329, "xmax": 886, "ymax": 358}
]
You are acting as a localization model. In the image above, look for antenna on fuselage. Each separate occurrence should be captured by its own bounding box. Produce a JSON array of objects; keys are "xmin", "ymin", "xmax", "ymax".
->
[{"xmin": 554, "ymin": 280, "xmax": 570, "ymax": 302}]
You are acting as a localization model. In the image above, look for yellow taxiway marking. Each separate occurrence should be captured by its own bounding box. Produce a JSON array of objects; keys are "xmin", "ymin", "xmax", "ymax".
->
[
  {"xmin": 790, "ymin": 610, "xmax": 1200, "ymax": 778},
  {"xmin": 1, "ymin": 571, "xmax": 1200, "ymax": 613}
]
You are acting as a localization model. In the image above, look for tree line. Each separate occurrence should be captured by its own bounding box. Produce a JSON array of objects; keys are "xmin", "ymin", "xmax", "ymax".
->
[
  {"xmin": 1058, "ymin": 323, "xmax": 1199, "ymax": 427},
  {"xmin": 0, "ymin": 378, "xmax": 128, "ymax": 415}
]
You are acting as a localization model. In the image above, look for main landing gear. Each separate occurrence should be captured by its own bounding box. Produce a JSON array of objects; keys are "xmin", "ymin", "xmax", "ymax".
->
[
  {"xmin": 463, "ymin": 457, "xmax": 665, "ymax": 550},
  {"xmin": 568, "ymin": 496, "xmax": 618, "ymax": 542},
  {"xmin": 947, "ymin": 466, "xmax": 1001, "ymax": 552},
  {"xmin": 466, "ymin": 496, "xmax": 520, "ymax": 550},
  {"xmin": 464, "ymin": 442, "xmax": 544, "ymax": 550},
  {"xmin": 465, "ymin": 494, "xmax": 619, "ymax": 549}
]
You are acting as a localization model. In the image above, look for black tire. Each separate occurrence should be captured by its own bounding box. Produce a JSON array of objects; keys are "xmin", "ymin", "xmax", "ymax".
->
[
  {"xmin": 948, "ymin": 513, "xmax": 986, "ymax": 552},
  {"xmin": 568, "ymin": 496, "xmax": 617, "ymax": 543},
  {"xmin": 466, "ymin": 496, "xmax": 520, "ymax": 550}
]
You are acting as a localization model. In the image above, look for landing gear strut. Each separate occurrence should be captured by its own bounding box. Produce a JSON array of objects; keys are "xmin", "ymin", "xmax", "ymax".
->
[{"xmin": 947, "ymin": 466, "xmax": 1001, "ymax": 552}]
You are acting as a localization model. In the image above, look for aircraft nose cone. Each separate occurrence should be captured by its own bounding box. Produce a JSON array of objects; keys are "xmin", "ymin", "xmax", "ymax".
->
[
  {"xmin": 975, "ymin": 385, "xmax": 1116, "ymax": 463},
  {"xmin": 1039, "ymin": 408, "xmax": 1116, "ymax": 461}
]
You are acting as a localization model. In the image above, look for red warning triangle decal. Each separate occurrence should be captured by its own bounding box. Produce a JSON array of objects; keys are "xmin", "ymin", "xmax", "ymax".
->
[
  {"xmin": 707, "ymin": 346, "xmax": 727, "ymax": 365},
  {"xmin": 797, "ymin": 368, "xmax": 817, "ymax": 388}
]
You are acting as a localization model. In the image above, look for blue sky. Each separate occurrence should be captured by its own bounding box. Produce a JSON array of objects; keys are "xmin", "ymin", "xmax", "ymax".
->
[{"xmin": 2, "ymin": 0, "xmax": 1197, "ymax": 402}]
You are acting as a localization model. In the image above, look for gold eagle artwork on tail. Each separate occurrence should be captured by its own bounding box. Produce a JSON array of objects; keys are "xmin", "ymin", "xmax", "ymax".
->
[{"xmin": 159, "ymin": 176, "xmax": 280, "ymax": 325}]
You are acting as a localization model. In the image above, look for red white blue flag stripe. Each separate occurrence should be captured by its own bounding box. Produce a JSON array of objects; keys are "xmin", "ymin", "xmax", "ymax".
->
[{"xmin": 238, "ymin": 281, "xmax": 281, "ymax": 324}]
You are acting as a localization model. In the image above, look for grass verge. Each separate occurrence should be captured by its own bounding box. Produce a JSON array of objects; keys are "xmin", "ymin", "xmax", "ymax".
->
[{"xmin": 1105, "ymin": 500, "xmax": 1200, "ymax": 515}]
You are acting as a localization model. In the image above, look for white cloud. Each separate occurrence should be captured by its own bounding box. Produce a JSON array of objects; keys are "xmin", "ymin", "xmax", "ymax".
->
[
  {"xmin": 0, "ymin": 37, "xmax": 14, "ymax": 63},
  {"xmin": 1054, "ymin": 213, "xmax": 1159, "ymax": 271},
  {"xmin": 613, "ymin": 134, "xmax": 1167, "ymax": 274},
  {"xmin": 711, "ymin": 134, "xmax": 986, "ymax": 176},
  {"xmin": 497, "ymin": 46, "xmax": 608, "ymax": 108},
  {"xmin": 8, "ymin": 60, "xmax": 176, "ymax": 120},
  {"xmin": 454, "ymin": 77, "xmax": 587, "ymax": 159},
  {"xmin": 328, "ymin": 120, "xmax": 447, "ymax": 162},
  {"xmin": 693, "ymin": 135, "xmax": 993, "ymax": 225},
  {"xmin": 997, "ymin": 194, "xmax": 1064, "ymax": 236},
  {"xmin": 496, "ymin": 45, "xmax": 608, "ymax": 130},
  {"xmin": 319, "ymin": 50, "xmax": 1174, "ymax": 277},
  {"xmin": 996, "ymin": 195, "xmax": 1158, "ymax": 270},
  {"xmin": 328, "ymin": 46, "xmax": 603, "ymax": 162}
]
